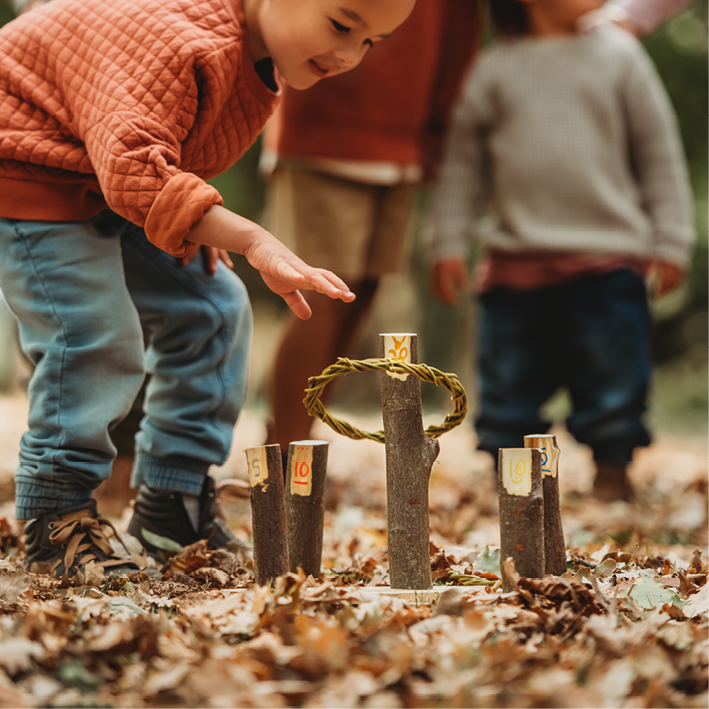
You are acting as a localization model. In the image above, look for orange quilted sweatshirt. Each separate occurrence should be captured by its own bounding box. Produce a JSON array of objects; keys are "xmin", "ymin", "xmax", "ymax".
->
[{"xmin": 0, "ymin": 0, "xmax": 279, "ymax": 256}]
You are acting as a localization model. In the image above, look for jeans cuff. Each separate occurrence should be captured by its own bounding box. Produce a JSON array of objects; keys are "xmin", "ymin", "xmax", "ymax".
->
[
  {"xmin": 131, "ymin": 453, "xmax": 210, "ymax": 496},
  {"xmin": 14, "ymin": 475, "xmax": 93, "ymax": 521}
]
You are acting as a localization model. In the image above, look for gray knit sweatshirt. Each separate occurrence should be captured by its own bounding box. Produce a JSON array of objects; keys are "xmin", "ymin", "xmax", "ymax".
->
[{"xmin": 431, "ymin": 25, "xmax": 694, "ymax": 268}]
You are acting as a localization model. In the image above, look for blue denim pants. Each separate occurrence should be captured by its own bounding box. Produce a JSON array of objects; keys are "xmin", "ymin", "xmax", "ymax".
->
[
  {"xmin": 476, "ymin": 269, "xmax": 652, "ymax": 463},
  {"xmin": 0, "ymin": 211, "xmax": 252, "ymax": 519}
]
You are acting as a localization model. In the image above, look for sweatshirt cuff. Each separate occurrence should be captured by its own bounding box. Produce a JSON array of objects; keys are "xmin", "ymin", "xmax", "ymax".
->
[{"xmin": 145, "ymin": 173, "xmax": 223, "ymax": 257}]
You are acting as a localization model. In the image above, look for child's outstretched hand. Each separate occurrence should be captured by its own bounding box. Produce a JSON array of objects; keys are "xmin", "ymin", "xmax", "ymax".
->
[
  {"xmin": 432, "ymin": 258, "xmax": 469, "ymax": 306},
  {"xmin": 243, "ymin": 237, "xmax": 355, "ymax": 320},
  {"xmin": 187, "ymin": 205, "xmax": 355, "ymax": 319}
]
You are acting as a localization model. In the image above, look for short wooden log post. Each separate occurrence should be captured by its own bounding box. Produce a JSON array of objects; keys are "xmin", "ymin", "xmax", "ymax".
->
[
  {"xmin": 498, "ymin": 448, "xmax": 545, "ymax": 592},
  {"xmin": 245, "ymin": 444, "xmax": 288, "ymax": 585},
  {"xmin": 524, "ymin": 434, "xmax": 566, "ymax": 576},
  {"xmin": 284, "ymin": 440, "xmax": 328, "ymax": 578},
  {"xmin": 379, "ymin": 333, "xmax": 439, "ymax": 590}
]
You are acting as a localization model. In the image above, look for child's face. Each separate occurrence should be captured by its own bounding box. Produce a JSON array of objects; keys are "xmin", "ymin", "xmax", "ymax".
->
[{"xmin": 247, "ymin": 0, "xmax": 416, "ymax": 89}]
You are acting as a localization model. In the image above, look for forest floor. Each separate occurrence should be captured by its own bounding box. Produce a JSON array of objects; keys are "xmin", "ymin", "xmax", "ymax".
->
[{"xmin": 0, "ymin": 392, "xmax": 706, "ymax": 708}]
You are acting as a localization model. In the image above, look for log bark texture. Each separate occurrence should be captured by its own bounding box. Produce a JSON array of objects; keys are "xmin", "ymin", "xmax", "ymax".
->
[
  {"xmin": 379, "ymin": 334, "xmax": 439, "ymax": 590},
  {"xmin": 245, "ymin": 444, "xmax": 288, "ymax": 585},
  {"xmin": 524, "ymin": 434, "xmax": 566, "ymax": 576},
  {"xmin": 498, "ymin": 447, "xmax": 545, "ymax": 592},
  {"xmin": 284, "ymin": 440, "xmax": 328, "ymax": 578}
]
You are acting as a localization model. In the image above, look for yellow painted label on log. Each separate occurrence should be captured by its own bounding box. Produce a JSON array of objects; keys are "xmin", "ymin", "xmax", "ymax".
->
[
  {"xmin": 501, "ymin": 448, "xmax": 532, "ymax": 496},
  {"xmin": 290, "ymin": 444, "xmax": 313, "ymax": 496},
  {"xmin": 383, "ymin": 333, "xmax": 411, "ymax": 381},
  {"xmin": 246, "ymin": 447, "xmax": 268, "ymax": 487}
]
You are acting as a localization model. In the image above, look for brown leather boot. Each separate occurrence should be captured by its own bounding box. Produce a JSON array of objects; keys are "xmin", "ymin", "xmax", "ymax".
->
[{"xmin": 592, "ymin": 462, "xmax": 633, "ymax": 502}]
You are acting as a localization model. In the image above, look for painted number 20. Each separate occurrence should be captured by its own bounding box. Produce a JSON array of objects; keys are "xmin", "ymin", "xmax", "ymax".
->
[{"xmin": 388, "ymin": 335, "xmax": 408, "ymax": 361}]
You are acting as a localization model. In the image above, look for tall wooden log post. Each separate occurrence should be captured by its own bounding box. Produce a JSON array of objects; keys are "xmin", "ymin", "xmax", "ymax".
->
[
  {"xmin": 524, "ymin": 434, "xmax": 566, "ymax": 576},
  {"xmin": 379, "ymin": 333, "xmax": 439, "ymax": 590},
  {"xmin": 245, "ymin": 444, "xmax": 288, "ymax": 585},
  {"xmin": 284, "ymin": 440, "xmax": 328, "ymax": 578},
  {"xmin": 498, "ymin": 447, "xmax": 545, "ymax": 592}
]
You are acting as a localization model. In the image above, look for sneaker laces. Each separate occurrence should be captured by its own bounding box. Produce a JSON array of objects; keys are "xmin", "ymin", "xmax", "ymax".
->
[{"xmin": 48, "ymin": 509, "xmax": 132, "ymax": 573}]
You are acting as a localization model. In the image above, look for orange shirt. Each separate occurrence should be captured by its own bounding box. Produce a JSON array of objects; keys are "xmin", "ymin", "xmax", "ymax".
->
[{"xmin": 0, "ymin": 0, "xmax": 279, "ymax": 256}]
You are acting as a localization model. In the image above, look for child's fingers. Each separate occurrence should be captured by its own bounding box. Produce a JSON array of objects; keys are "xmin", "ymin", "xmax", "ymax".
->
[
  {"xmin": 274, "ymin": 261, "xmax": 307, "ymax": 286},
  {"xmin": 201, "ymin": 246, "xmax": 219, "ymax": 275},
  {"xmin": 272, "ymin": 261, "xmax": 354, "ymax": 301},
  {"xmin": 281, "ymin": 290, "xmax": 313, "ymax": 320},
  {"xmin": 180, "ymin": 242, "xmax": 201, "ymax": 268},
  {"xmin": 310, "ymin": 268, "xmax": 351, "ymax": 293},
  {"xmin": 650, "ymin": 260, "xmax": 684, "ymax": 297},
  {"xmin": 432, "ymin": 259, "xmax": 467, "ymax": 306},
  {"xmin": 218, "ymin": 250, "xmax": 234, "ymax": 269},
  {"xmin": 307, "ymin": 269, "xmax": 356, "ymax": 301}
]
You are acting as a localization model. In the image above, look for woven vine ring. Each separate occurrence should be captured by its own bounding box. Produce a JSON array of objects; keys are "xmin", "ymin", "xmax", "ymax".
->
[{"xmin": 302, "ymin": 357, "xmax": 467, "ymax": 444}]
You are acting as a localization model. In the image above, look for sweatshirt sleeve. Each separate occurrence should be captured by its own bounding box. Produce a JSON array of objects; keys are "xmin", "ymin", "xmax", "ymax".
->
[
  {"xmin": 84, "ymin": 112, "xmax": 222, "ymax": 257},
  {"xmin": 622, "ymin": 41, "xmax": 695, "ymax": 268},
  {"xmin": 430, "ymin": 58, "xmax": 494, "ymax": 262},
  {"xmin": 609, "ymin": 0, "xmax": 694, "ymax": 35}
]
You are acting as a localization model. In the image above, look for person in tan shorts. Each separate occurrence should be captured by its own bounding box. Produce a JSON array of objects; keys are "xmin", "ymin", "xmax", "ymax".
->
[
  {"xmin": 262, "ymin": 0, "xmax": 481, "ymax": 453},
  {"xmin": 265, "ymin": 165, "xmax": 414, "ymax": 450}
]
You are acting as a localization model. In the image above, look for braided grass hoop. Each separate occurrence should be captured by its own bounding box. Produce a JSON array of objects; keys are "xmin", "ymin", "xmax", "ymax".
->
[{"xmin": 302, "ymin": 357, "xmax": 467, "ymax": 444}]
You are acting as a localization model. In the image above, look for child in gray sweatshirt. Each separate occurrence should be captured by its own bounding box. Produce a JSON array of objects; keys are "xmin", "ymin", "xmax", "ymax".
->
[{"xmin": 430, "ymin": 0, "xmax": 694, "ymax": 501}]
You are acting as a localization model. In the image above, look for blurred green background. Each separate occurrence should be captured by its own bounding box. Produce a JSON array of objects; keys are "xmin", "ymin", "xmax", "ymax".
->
[{"xmin": 0, "ymin": 1, "xmax": 705, "ymax": 438}]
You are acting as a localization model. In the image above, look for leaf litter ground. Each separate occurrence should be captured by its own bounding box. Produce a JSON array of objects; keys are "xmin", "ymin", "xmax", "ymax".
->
[{"xmin": 0, "ymin": 399, "xmax": 706, "ymax": 708}]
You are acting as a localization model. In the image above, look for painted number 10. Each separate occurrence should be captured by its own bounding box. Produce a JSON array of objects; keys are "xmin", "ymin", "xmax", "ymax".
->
[
  {"xmin": 510, "ymin": 458, "xmax": 526, "ymax": 484},
  {"xmin": 293, "ymin": 461, "xmax": 310, "ymax": 485}
]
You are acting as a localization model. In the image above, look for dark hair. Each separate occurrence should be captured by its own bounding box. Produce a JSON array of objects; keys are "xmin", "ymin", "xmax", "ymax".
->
[{"xmin": 488, "ymin": 0, "xmax": 530, "ymax": 36}]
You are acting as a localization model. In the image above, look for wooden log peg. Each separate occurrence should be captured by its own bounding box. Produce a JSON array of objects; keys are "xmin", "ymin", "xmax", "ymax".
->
[
  {"xmin": 245, "ymin": 444, "xmax": 288, "ymax": 585},
  {"xmin": 379, "ymin": 333, "xmax": 439, "ymax": 590},
  {"xmin": 498, "ymin": 447, "xmax": 545, "ymax": 592},
  {"xmin": 524, "ymin": 434, "xmax": 566, "ymax": 576},
  {"xmin": 284, "ymin": 440, "xmax": 329, "ymax": 578}
]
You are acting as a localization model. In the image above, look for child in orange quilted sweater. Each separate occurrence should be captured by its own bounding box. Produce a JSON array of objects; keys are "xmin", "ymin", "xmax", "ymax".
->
[{"xmin": 0, "ymin": 0, "xmax": 415, "ymax": 578}]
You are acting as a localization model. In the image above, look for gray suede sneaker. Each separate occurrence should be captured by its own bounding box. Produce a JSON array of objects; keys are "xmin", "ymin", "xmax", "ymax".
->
[{"xmin": 25, "ymin": 499, "xmax": 139, "ymax": 579}]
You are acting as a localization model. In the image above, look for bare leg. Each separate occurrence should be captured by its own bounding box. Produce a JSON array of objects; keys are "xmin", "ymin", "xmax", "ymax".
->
[
  {"xmin": 268, "ymin": 279, "xmax": 378, "ymax": 450},
  {"xmin": 94, "ymin": 455, "xmax": 137, "ymax": 518}
]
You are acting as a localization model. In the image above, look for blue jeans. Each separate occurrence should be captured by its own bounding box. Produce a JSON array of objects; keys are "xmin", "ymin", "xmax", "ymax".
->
[
  {"xmin": 0, "ymin": 211, "xmax": 252, "ymax": 519},
  {"xmin": 476, "ymin": 270, "xmax": 652, "ymax": 463}
]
